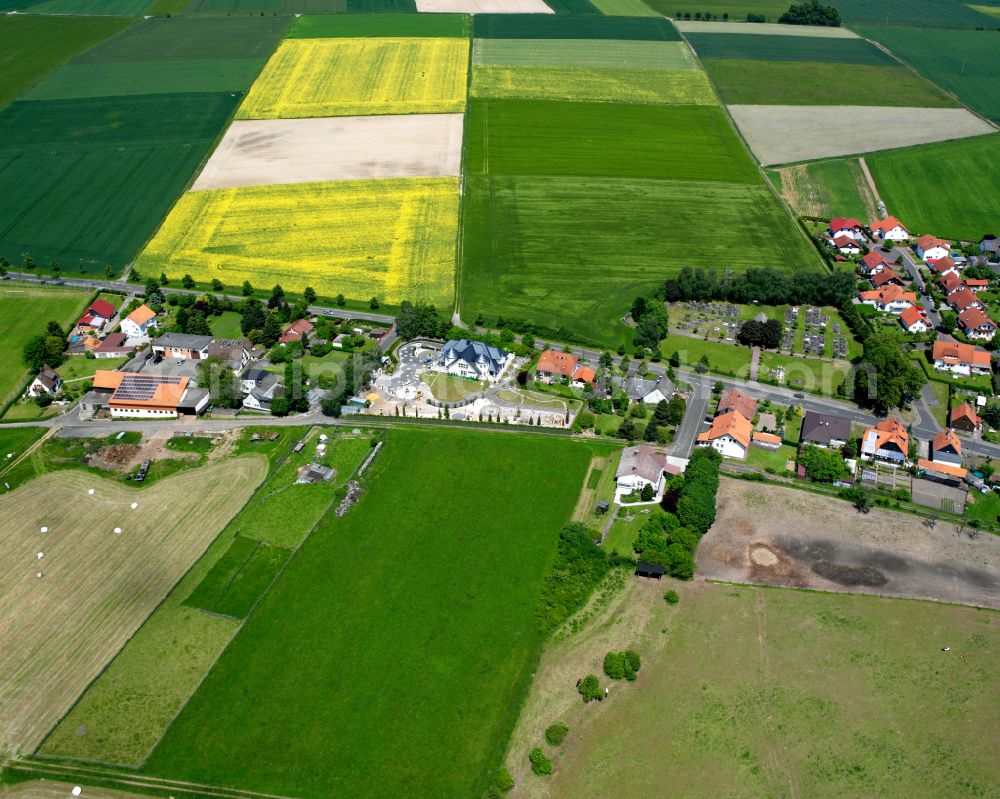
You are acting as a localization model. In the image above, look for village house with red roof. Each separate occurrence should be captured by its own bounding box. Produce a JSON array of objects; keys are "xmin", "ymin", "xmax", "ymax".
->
[{"xmin": 869, "ymin": 215, "xmax": 909, "ymax": 242}]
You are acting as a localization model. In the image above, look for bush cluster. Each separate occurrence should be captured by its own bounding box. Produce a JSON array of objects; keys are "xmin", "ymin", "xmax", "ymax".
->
[
  {"xmin": 664, "ymin": 590, "xmax": 679, "ymax": 604},
  {"xmin": 529, "ymin": 748, "xmax": 553, "ymax": 776},
  {"xmin": 603, "ymin": 650, "xmax": 641, "ymax": 681},
  {"xmin": 536, "ymin": 524, "xmax": 610, "ymax": 632},
  {"xmin": 545, "ymin": 723, "xmax": 569, "ymax": 746},
  {"xmin": 577, "ymin": 674, "xmax": 603, "ymax": 703}
]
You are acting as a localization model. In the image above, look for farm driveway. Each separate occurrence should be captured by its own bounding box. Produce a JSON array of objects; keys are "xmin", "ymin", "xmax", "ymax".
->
[
  {"xmin": 728, "ymin": 105, "xmax": 995, "ymax": 165},
  {"xmin": 191, "ymin": 114, "xmax": 464, "ymax": 191},
  {"xmin": 699, "ymin": 477, "xmax": 1000, "ymax": 608}
]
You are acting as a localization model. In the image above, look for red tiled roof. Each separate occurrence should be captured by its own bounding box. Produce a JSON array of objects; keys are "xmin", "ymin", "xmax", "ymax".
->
[
  {"xmin": 966, "ymin": 279, "xmax": 989, "ymax": 288},
  {"xmin": 860, "ymin": 285, "xmax": 917, "ymax": 305},
  {"xmin": 536, "ymin": 349, "xmax": 579, "ymax": 378},
  {"xmin": 932, "ymin": 427, "xmax": 961, "ymax": 455},
  {"xmin": 917, "ymin": 234, "xmax": 950, "ymax": 252},
  {"xmin": 830, "ymin": 217, "xmax": 862, "ymax": 231},
  {"xmin": 871, "ymin": 268, "xmax": 903, "ymax": 287},
  {"xmin": 929, "ymin": 255, "xmax": 957, "ymax": 274},
  {"xmin": 861, "ymin": 251, "xmax": 888, "ymax": 273},
  {"xmin": 940, "ymin": 272, "xmax": 963, "ymax": 293},
  {"xmin": 951, "ymin": 402, "xmax": 981, "ymax": 429},
  {"xmin": 958, "ymin": 307, "xmax": 997, "ymax": 334},
  {"xmin": 899, "ymin": 305, "xmax": 926, "ymax": 329},
  {"xmin": 572, "ymin": 365, "xmax": 596, "ymax": 385},
  {"xmin": 918, "ymin": 458, "xmax": 966, "ymax": 479},
  {"xmin": 89, "ymin": 299, "xmax": 115, "ymax": 319},
  {"xmin": 932, "ymin": 337, "xmax": 991, "ymax": 366},
  {"xmin": 698, "ymin": 410, "xmax": 752, "ymax": 449},
  {"xmin": 862, "ymin": 417, "xmax": 909, "ymax": 456},
  {"xmin": 869, "ymin": 215, "xmax": 908, "ymax": 235},
  {"xmin": 718, "ymin": 388, "xmax": 757, "ymax": 420},
  {"xmin": 949, "ymin": 287, "xmax": 981, "ymax": 312},
  {"xmin": 832, "ymin": 235, "xmax": 859, "ymax": 249}
]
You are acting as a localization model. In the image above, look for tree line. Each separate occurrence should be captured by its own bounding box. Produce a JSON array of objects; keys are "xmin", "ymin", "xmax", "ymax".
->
[{"xmin": 661, "ymin": 265, "xmax": 855, "ymax": 308}]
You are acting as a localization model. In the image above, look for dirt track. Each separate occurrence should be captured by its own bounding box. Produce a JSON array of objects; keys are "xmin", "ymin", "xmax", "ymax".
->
[
  {"xmin": 191, "ymin": 114, "xmax": 464, "ymax": 191},
  {"xmin": 699, "ymin": 478, "xmax": 1000, "ymax": 609}
]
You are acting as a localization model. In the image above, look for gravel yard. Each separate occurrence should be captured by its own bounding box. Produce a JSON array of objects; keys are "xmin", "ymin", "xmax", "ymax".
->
[{"xmin": 699, "ymin": 477, "xmax": 1000, "ymax": 608}]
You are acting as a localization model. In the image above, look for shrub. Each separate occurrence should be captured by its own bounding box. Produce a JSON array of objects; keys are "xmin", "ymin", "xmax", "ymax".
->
[
  {"xmin": 537, "ymin": 524, "xmax": 610, "ymax": 632},
  {"xmin": 603, "ymin": 651, "xmax": 626, "ymax": 680},
  {"xmin": 577, "ymin": 674, "xmax": 603, "ymax": 702},
  {"xmin": 664, "ymin": 589, "xmax": 679, "ymax": 604},
  {"xmin": 624, "ymin": 650, "xmax": 641, "ymax": 675},
  {"xmin": 529, "ymin": 748, "xmax": 553, "ymax": 776},
  {"xmin": 545, "ymin": 723, "xmax": 569, "ymax": 746},
  {"xmin": 495, "ymin": 766, "xmax": 515, "ymax": 792}
]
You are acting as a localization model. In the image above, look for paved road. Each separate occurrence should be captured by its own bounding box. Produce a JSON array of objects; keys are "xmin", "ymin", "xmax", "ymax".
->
[
  {"xmin": 890, "ymin": 246, "xmax": 941, "ymax": 327},
  {"xmin": 2, "ymin": 272, "xmax": 396, "ymax": 326},
  {"xmin": 670, "ymin": 381, "xmax": 709, "ymax": 458}
]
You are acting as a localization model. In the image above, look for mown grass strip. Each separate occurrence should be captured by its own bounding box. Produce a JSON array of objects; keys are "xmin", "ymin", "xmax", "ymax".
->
[
  {"xmin": 289, "ymin": 12, "xmax": 469, "ymax": 38},
  {"xmin": 474, "ymin": 13, "xmax": 679, "ymax": 40}
]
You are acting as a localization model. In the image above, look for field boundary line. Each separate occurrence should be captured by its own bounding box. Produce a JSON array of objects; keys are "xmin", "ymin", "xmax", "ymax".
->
[{"xmin": 0, "ymin": 426, "xmax": 54, "ymax": 481}]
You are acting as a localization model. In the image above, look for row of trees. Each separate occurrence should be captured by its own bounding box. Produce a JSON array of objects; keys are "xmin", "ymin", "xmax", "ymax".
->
[
  {"xmin": 22, "ymin": 320, "xmax": 68, "ymax": 373},
  {"xmin": 661, "ymin": 266, "xmax": 855, "ymax": 308}
]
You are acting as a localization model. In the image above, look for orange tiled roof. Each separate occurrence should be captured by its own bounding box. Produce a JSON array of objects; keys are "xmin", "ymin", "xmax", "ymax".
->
[
  {"xmin": 958, "ymin": 307, "xmax": 997, "ymax": 334},
  {"xmin": 869, "ymin": 215, "xmax": 908, "ymax": 235},
  {"xmin": 951, "ymin": 402, "xmax": 982, "ymax": 428},
  {"xmin": 718, "ymin": 388, "xmax": 757, "ymax": 420},
  {"xmin": 932, "ymin": 338, "xmax": 991, "ymax": 367},
  {"xmin": 917, "ymin": 234, "xmax": 950, "ymax": 251},
  {"xmin": 536, "ymin": 349, "xmax": 579, "ymax": 378},
  {"xmin": 917, "ymin": 458, "xmax": 966, "ymax": 479},
  {"xmin": 932, "ymin": 427, "xmax": 961, "ymax": 455},
  {"xmin": 863, "ymin": 417, "xmax": 908, "ymax": 455},
  {"xmin": 126, "ymin": 304, "xmax": 156, "ymax": 325},
  {"xmin": 698, "ymin": 410, "xmax": 752, "ymax": 449}
]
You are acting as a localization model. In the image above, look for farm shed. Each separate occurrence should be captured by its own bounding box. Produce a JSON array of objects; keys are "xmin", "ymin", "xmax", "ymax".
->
[{"xmin": 635, "ymin": 561, "xmax": 665, "ymax": 579}]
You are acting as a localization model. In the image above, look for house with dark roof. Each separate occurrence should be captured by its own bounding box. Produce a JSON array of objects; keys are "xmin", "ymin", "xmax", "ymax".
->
[
  {"xmin": 615, "ymin": 445, "xmax": 670, "ymax": 494},
  {"xmin": 930, "ymin": 428, "xmax": 962, "ymax": 466},
  {"xmin": 870, "ymin": 267, "xmax": 904, "ymax": 288},
  {"xmin": 860, "ymin": 250, "xmax": 890, "ymax": 276},
  {"xmin": 243, "ymin": 373, "xmax": 284, "ymax": 412},
  {"xmin": 434, "ymin": 339, "xmax": 512, "ymax": 382},
  {"xmin": 151, "ymin": 332, "xmax": 213, "ymax": 360},
  {"xmin": 980, "ymin": 234, "xmax": 1000, "ymax": 258},
  {"xmin": 94, "ymin": 332, "xmax": 135, "ymax": 360},
  {"xmin": 208, "ymin": 338, "xmax": 253, "ymax": 371},
  {"xmin": 800, "ymin": 411, "xmax": 851, "ymax": 449},
  {"xmin": 26, "ymin": 365, "xmax": 61, "ymax": 397}
]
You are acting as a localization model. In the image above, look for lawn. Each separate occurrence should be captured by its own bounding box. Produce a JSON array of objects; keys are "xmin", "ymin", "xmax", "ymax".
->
[
  {"xmin": 0, "ymin": 428, "xmax": 46, "ymax": 477},
  {"xmin": 289, "ymin": 13, "xmax": 469, "ymax": 38},
  {"xmin": 964, "ymin": 489, "xmax": 1000, "ymax": 526},
  {"xmin": 866, "ymin": 134, "xmax": 1000, "ymax": 241},
  {"xmin": 136, "ymin": 177, "xmax": 459, "ymax": 307},
  {"xmin": 473, "ymin": 14, "xmax": 679, "ymax": 40},
  {"xmin": 183, "ymin": 535, "xmax": 291, "ymax": 619},
  {"xmin": 209, "ymin": 311, "xmax": 245, "ymax": 340},
  {"xmin": 746, "ymin": 442, "xmax": 795, "ymax": 471},
  {"xmin": 471, "ymin": 65, "xmax": 716, "ymax": 104},
  {"xmin": 601, "ymin": 512, "xmax": 642, "ymax": 555},
  {"xmin": 685, "ymin": 32, "xmax": 896, "ymax": 64},
  {"xmin": 0, "ymin": 285, "xmax": 90, "ymax": 409},
  {"xmin": 422, "ymin": 370, "xmax": 486, "ymax": 402},
  {"xmin": 768, "ymin": 157, "xmax": 876, "ymax": 220},
  {"xmin": 56, "ymin": 355, "xmax": 128, "ymax": 382},
  {"xmin": 237, "ymin": 37, "xmax": 468, "ymax": 119},
  {"xmin": 702, "ymin": 59, "xmax": 958, "ymax": 107},
  {"xmin": 0, "ymin": 93, "xmax": 238, "ymax": 274},
  {"xmin": 461, "ymin": 176, "xmax": 818, "ymax": 346},
  {"xmin": 141, "ymin": 429, "xmax": 605, "ymax": 798},
  {"xmin": 0, "ymin": 15, "xmax": 133, "ymax": 110},
  {"xmin": 543, "ymin": 582, "xmax": 1000, "ymax": 797},
  {"xmin": 856, "ymin": 26, "xmax": 1000, "ymax": 124},
  {"xmin": 759, "ymin": 351, "xmax": 852, "ymax": 395},
  {"xmin": 0, "ymin": 458, "xmax": 266, "ymax": 756},
  {"xmin": 660, "ymin": 332, "xmax": 752, "ymax": 374},
  {"xmin": 833, "ymin": 0, "xmax": 1000, "ymax": 26},
  {"xmin": 472, "ymin": 38, "xmax": 698, "ymax": 70},
  {"xmin": 466, "ymin": 100, "xmax": 759, "ymax": 183}
]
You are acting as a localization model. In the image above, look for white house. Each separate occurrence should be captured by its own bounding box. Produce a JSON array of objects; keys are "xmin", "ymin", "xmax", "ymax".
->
[
  {"xmin": 898, "ymin": 305, "xmax": 929, "ymax": 334},
  {"xmin": 26, "ymin": 365, "xmax": 61, "ymax": 397},
  {"xmin": 869, "ymin": 215, "xmax": 910, "ymax": 242},
  {"xmin": 615, "ymin": 445, "xmax": 669, "ymax": 494},
  {"xmin": 829, "ymin": 235, "xmax": 861, "ymax": 255},
  {"xmin": 433, "ymin": 339, "xmax": 512, "ymax": 383},
  {"xmin": 120, "ymin": 304, "xmax": 157, "ymax": 340},
  {"xmin": 859, "ymin": 285, "xmax": 917, "ymax": 314},
  {"xmin": 915, "ymin": 234, "xmax": 950, "ymax": 263},
  {"xmin": 958, "ymin": 308, "xmax": 998, "ymax": 342},
  {"xmin": 642, "ymin": 376, "xmax": 674, "ymax": 406},
  {"xmin": 696, "ymin": 410, "xmax": 751, "ymax": 460},
  {"xmin": 931, "ymin": 338, "xmax": 991, "ymax": 376},
  {"xmin": 243, "ymin": 374, "xmax": 283, "ymax": 412},
  {"xmin": 829, "ymin": 217, "xmax": 865, "ymax": 241},
  {"xmin": 240, "ymin": 367, "xmax": 271, "ymax": 395}
]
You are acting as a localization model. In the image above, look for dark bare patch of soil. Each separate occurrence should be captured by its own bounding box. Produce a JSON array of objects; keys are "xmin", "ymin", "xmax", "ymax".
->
[{"xmin": 811, "ymin": 561, "xmax": 888, "ymax": 587}]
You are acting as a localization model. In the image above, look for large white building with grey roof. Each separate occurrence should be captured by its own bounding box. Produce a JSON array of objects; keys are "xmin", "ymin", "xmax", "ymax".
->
[{"xmin": 433, "ymin": 339, "xmax": 512, "ymax": 383}]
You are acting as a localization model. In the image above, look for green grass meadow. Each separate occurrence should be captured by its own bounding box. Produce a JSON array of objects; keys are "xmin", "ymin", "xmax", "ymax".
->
[
  {"xmin": 768, "ymin": 157, "xmax": 875, "ymax": 220},
  {"xmin": 856, "ymin": 26, "xmax": 1000, "ymax": 124},
  {"xmin": 472, "ymin": 38, "xmax": 698, "ymax": 69},
  {"xmin": 0, "ymin": 285, "xmax": 90, "ymax": 408},
  {"xmin": 0, "ymin": 15, "xmax": 134, "ymax": 110},
  {"xmin": 142, "ymin": 429, "xmax": 606, "ymax": 798},
  {"xmin": 184, "ymin": 536, "xmax": 291, "ymax": 619},
  {"xmin": 0, "ymin": 92, "xmax": 238, "ymax": 272},
  {"xmin": 866, "ymin": 134, "xmax": 1000, "ymax": 241},
  {"xmin": 702, "ymin": 59, "xmax": 959, "ymax": 106}
]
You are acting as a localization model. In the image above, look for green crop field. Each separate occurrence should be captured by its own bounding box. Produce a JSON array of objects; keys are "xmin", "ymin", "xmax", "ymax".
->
[
  {"xmin": 834, "ymin": 0, "xmax": 1000, "ymax": 26},
  {"xmin": 768, "ymin": 157, "xmax": 876, "ymax": 220},
  {"xmin": 0, "ymin": 93, "xmax": 237, "ymax": 273},
  {"xmin": 646, "ymin": 0, "xmax": 789, "ymax": 18},
  {"xmin": 474, "ymin": 13, "xmax": 680, "ymax": 40},
  {"xmin": 685, "ymin": 32, "xmax": 896, "ymax": 64},
  {"xmin": 0, "ymin": 16, "xmax": 133, "ymax": 110},
  {"xmin": 185, "ymin": 0, "xmax": 416, "ymax": 11},
  {"xmin": 472, "ymin": 66, "xmax": 717, "ymax": 104},
  {"xmin": 461, "ymin": 175, "xmax": 817, "ymax": 345},
  {"xmin": 856, "ymin": 26, "xmax": 1000, "ymax": 124},
  {"xmin": 701, "ymin": 59, "xmax": 959, "ymax": 106},
  {"xmin": 466, "ymin": 100, "xmax": 757, "ymax": 182},
  {"xmin": 289, "ymin": 12, "xmax": 469, "ymax": 37},
  {"xmin": 543, "ymin": 0, "xmax": 602, "ymax": 12},
  {"xmin": 866, "ymin": 134, "xmax": 1000, "ymax": 241},
  {"xmin": 26, "ymin": 0, "xmax": 151, "ymax": 12},
  {"xmin": 473, "ymin": 38, "xmax": 698, "ymax": 69},
  {"xmin": 590, "ymin": 0, "xmax": 659, "ymax": 14},
  {"xmin": 140, "ymin": 429, "xmax": 604, "ymax": 798},
  {"xmin": 0, "ymin": 285, "xmax": 89, "ymax": 408},
  {"xmin": 546, "ymin": 582, "xmax": 1000, "ymax": 798}
]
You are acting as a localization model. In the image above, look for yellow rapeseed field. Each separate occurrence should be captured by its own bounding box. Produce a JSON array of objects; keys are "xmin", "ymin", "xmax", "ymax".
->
[
  {"xmin": 136, "ymin": 178, "xmax": 458, "ymax": 306},
  {"xmin": 237, "ymin": 37, "xmax": 469, "ymax": 119}
]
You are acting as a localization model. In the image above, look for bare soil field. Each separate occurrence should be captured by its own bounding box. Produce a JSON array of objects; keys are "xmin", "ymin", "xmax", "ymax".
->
[
  {"xmin": 416, "ymin": 0, "xmax": 552, "ymax": 12},
  {"xmin": 0, "ymin": 457, "xmax": 267, "ymax": 756},
  {"xmin": 191, "ymin": 114, "xmax": 464, "ymax": 191},
  {"xmin": 728, "ymin": 105, "xmax": 995, "ymax": 165},
  {"xmin": 699, "ymin": 477, "xmax": 1000, "ymax": 608},
  {"xmin": 675, "ymin": 20, "xmax": 859, "ymax": 36}
]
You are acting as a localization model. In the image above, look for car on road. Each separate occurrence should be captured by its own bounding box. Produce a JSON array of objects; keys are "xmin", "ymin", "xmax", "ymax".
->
[{"xmin": 793, "ymin": 393, "xmax": 804, "ymax": 399}]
